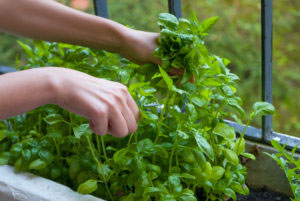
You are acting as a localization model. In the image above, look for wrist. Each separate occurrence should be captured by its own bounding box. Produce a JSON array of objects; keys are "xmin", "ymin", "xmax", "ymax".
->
[
  {"xmin": 38, "ymin": 67, "xmax": 63, "ymax": 105},
  {"xmin": 90, "ymin": 18, "xmax": 131, "ymax": 53}
]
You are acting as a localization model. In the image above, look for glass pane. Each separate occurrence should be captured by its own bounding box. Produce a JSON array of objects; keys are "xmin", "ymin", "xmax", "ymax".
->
[
  {"xmin": 272, "ymin": 0, "xmax": 299, "ymax": 137},
  {"xmin": 108, "ymin": 0, "xmax": 168, "ymax": 32}
]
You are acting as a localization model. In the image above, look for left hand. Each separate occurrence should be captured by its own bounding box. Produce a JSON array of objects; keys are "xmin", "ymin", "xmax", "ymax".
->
[{"xmin": 121, "ymin": 29, "xmax": 192, "ymax": 80}]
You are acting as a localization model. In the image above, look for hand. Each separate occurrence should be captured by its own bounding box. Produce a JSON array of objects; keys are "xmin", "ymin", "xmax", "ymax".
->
[
  {"xmin": 121, "ymin": 29, "xmax": 194, "ymax": 82},
  {"xmin": 120, "ymin": 29, "xmax": 161, "ymax": 65},
  {"xmin": 49, "ymin": 67, "xmax": 139, "ymax": 137}
]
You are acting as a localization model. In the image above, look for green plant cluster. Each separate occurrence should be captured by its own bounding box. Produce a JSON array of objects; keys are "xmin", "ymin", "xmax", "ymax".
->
[
  {"xmin": 265, "ymin": 140, "xmax": 300, "ymax": 201},
  {"xmin": 0, "ymin": 13, "xmax": 275, "ymax": 201}
]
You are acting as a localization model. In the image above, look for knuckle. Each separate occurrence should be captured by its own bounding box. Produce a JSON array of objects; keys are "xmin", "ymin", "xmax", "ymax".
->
[
  {"xmin": 118, "ymin": 84, "xmax": 129, "ymax": 94},
  {"xmin": 110, "ymin": 92, "xmax": 126, "ymax": 106},
  {"xmin": 106, "ymin": 101, "xmax": 119, "ymax": 114},
  {"xmin": 113, "ymin": 93, "xmax": 124, "ymax": 103},
  {"xmin": 93, "ymin": 107, "xmax": 107, "ymax": 118}
]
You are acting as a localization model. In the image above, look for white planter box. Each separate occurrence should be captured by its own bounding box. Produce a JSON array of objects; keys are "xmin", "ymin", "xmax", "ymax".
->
[{"xmin": 0, "ymin": 165, "xmax": 105, "ymax": 201}]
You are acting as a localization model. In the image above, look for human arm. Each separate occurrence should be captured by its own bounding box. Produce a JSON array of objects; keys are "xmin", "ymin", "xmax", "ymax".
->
[
  {"xmin": 0, "ymin": 0, "xmax": 160, "ymax": 65},
  {"xmin": 0, "ymin": 68, "xmax": 139, "ymax": 137}
]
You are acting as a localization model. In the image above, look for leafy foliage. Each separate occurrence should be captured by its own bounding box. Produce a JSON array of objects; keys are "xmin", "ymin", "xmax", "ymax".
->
[
  {"xmin": 0, "ymin": 13, "xmax": 275, "ymax": 201},
  {"xmin": 265, "ymin": 140, "xmax": 300, "ymax": 201}
]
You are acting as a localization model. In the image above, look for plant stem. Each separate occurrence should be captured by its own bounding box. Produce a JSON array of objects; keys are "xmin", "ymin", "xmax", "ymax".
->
[
  {"xmin": 241, "ymin": 117, "xmax": 252, "ymax": 137},
  {"xmin": 53, "ymin": 138, "xmax": 60, "ymax": 157},
  {"xmin": 38, "ymin": 114, "xmax": 41, "ymax": 133},
  {"xmin": 154, "ymin": 90, "xmax": 171, "ymax": 145},
  {"xmin": 134, "ymin": 132, "xmax": 138, "ymax": 143},
  {"xmin": 101, "ymin": 136, "xmax": 108, "ymax": 162},
  {"xmin": 96, "ymin": 135, "xmax": 101, "ymax": 155},
  {"xmin": 68, "ymin": 112, "xmax": 73, "ymax": 136},
  {"xmin": 169, "ymin": 132, "xmax": 178, "ymax": 173},
  {"xmin": 127, "ymin": 132, "xmax": 134, "ymax": 147},
  {"xmin": 236, "ymin": 117, "xmax": 253, "ymax": 156},
  {"xmin": 86, "ymin": 135, "xmax": 113, "ymax": 201}
]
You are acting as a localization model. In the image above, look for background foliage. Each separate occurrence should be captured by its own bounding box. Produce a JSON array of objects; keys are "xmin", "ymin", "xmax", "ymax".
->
[{"xmin": 0, "ymin": 0, "xmax": 299, "ymax": 137}]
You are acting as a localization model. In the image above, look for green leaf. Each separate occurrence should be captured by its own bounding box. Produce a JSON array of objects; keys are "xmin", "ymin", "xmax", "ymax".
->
[
  {"xmin": 222, "ymin": 85, "xmax": 235, "ymax": 97},
  {"xmin": 159, "ymin": 66, "xmax": 173, "ymax": 89},
  {"xmin": 97, "ymin": 164, "xmax": 112, "ymax": 180},
  {"xmin": 18, "ymin": 41, "xmax": 34, "ymax": 58},
  {"xmin": 43, "ymin": 114, "xmax": 65, "ymax": 125},
  {"xmin": 179, "ymin": 188, "xmax": 197, "ymax": 201},
  {"xmin": 199, "ymin": 16, "xmax": 219, "ymax": 33},
  {"xmin": 158, "ymin": 13, "xmax": 179, "ymax": 30},
  {"xmin": 113, "ymin": 148, "xmax": 129, "ymax": 165},
  {"xmin": 29, "ymin": 159, "xmax": 47, "ymax": 170},
  {"xmin": 213, "ymin": 123, "xmax": 236, "ymax": 140},
  {"xmin": 141, "ymin": 111, "xmax": 159, "ymax": 121},
  {"xmin": 0, "ymin": 152, "xmax": 10, "ymax": 165},
  {"xmin": 224, "ymin": 148, "xmax": 239, "ymax": 165},
  {"xmin": 224, "ymin": 188, "xmax": 237, "ymax": 201},
  {"xmin": 77, "ymin": 179, "xmax": 98, "ymax": 194},
  {"xmin": 241, "ymin": 153, "xmax": 256, "ymax": 160},
  {"xmin": 174, "ymin": 173, "xmax": 196, "ymax": 180},
  {"xmin": 231, "ymin": 182, "xmax": 249, "ymax": 196},
  {"xmin": 252, "ymin": 102, "xmax": 275, "ymax": 116},
  {"xmin": 21, "ymin": 149, "xmax": 31, "ymax": 161},
  {"xmin": 234, "ymin": 137, "xmax": 246, "ymax": 155},
  {"xmin": 0, "ymin": 130, "xmax": 7, "ymax": 142},
  {"xmin": 50, "ymin": 167, "xmax": 61, "ymax": 179},
  {"xmin": 137, "ymin": 138, "xmax": 154, "ymax": 155},
  {"xmin": 211, "ymin": 166, "xmax": 225, "ymax": 181},
  {"xmin": 186, "ymin": 103, "xmax": 197, "ymax": 121},
  {"xmin": 39, "ymin": 150, "xmax": 54, "ymax": 164},
  {"xmin": 270, "ymin": 139, "xmax": 283, "ymax": 152},
  {"xmin": 194, "ymin": 132, "xmax": 214, "ymax": 160},
  {"xmin": 168, "ymin": 175, "xmax": 182, "ymax": 194},
  {"xmin": 191, "ymin": 148, "xmax": 207, "ymax": 169},
  {"xmin": 73, "ymin": 124, "xmax": 92, "ymax": 139},
  {"xmin": 69, "ymin": 159, "xmax": 81, "ymax": 179},
  {"xmin": 205, "ymin": 162, "xmax": 212, "ymax": 179},
  {"xmin": 143, "ymin": 187, "xmax": 164, "ymax": 197},
  {"xmin": 14, "ymin": 158, "xmax": 23, "ymax": 172},
  {"xmin": 177, "ymin": 130, "xmax": 189, "ymax": 140},
  {"xmin": 227, "ymin": 98, "xmax": 245, "ymax": 117},
  {"xmin": 202, "ymin": 78, "xmax": 222, "ymax": 86},
  {"xmin": 191, "ymin": 96, "xmax": 207, "ymax": 107}
]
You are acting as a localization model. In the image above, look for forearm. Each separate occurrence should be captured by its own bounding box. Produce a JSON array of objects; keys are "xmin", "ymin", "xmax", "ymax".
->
[
  {"xmin": 0, "ymin": 0, "xmax": 129, "ymax": 53},
  {"xmin": 0, "ymin": 67, "xmax": 140, "ymax": 137},
  {"xmin": 0, "ymin": 69, "xmax": 55, "ymax": 120}
]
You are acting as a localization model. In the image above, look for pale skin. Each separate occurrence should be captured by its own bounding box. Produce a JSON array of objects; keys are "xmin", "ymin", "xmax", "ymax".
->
[{"xmin": 0, "ymin": 0, "xmax": 183, "ymax": 137}]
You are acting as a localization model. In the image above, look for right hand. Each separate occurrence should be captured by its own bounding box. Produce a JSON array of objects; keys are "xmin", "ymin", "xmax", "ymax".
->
[{"xmin": 48, "ymin": 67, "xmax": 139, "ymax": 137}]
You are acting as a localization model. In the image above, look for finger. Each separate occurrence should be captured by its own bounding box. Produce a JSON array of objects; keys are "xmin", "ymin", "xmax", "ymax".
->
[
  {"xmin": 169, "ymin": 68, "xmax": 195, "ymax": 83},
  {"xmin": 190, "ymin": 76, "xmax": 195, "ymax": 83},
  {"xmin": 126, "ymin": 94, "xmax": 140, "ymax": 121},
  {"xmin": 108, "ymin": 108, "xmax": 128, "ymax": 138},
  {"xmin": 122, "ymin": 104, "xmax": 138, "ymax": 134},
  {"xmin": 90, "ymin": 106, "xmax": 108, "ymax": 136},
  {"xmin": 168, "ymin": 68, "xmax": 184, "ymax": 76},
  {"xmin": 152, "ymin": 57, "xmax": 162, "ymax": 66}
]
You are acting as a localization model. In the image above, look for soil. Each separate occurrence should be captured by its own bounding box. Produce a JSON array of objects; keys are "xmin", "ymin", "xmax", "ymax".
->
[
  {"xmin": 237, "ymin": 187, "xmax": 290, "ymax": 201},
  {"xmin": 196, "ymin": 187, "xmax": 291, "ymax": 201}
]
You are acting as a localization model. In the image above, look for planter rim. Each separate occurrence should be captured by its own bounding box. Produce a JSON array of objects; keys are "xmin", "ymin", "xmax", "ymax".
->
[{"xmin": 0, "ymin": 165, "xmax": 105, "ymax": 201}]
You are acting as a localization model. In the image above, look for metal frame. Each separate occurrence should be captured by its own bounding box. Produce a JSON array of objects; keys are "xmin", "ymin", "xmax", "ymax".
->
[
  {"xmin": 93, "ymin": 0, "xmax": 109, "ymax": 18},
  {"xmin": 168, "ymin": 0, "xmax": 182, "ymax": 18},
  {"xmin": 261, "ymin": 0, "xmax": 273, "ymax": 142},
  {"xmin": 1, "ymin": 0, "xmax": 298, "ymax": 151}
]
